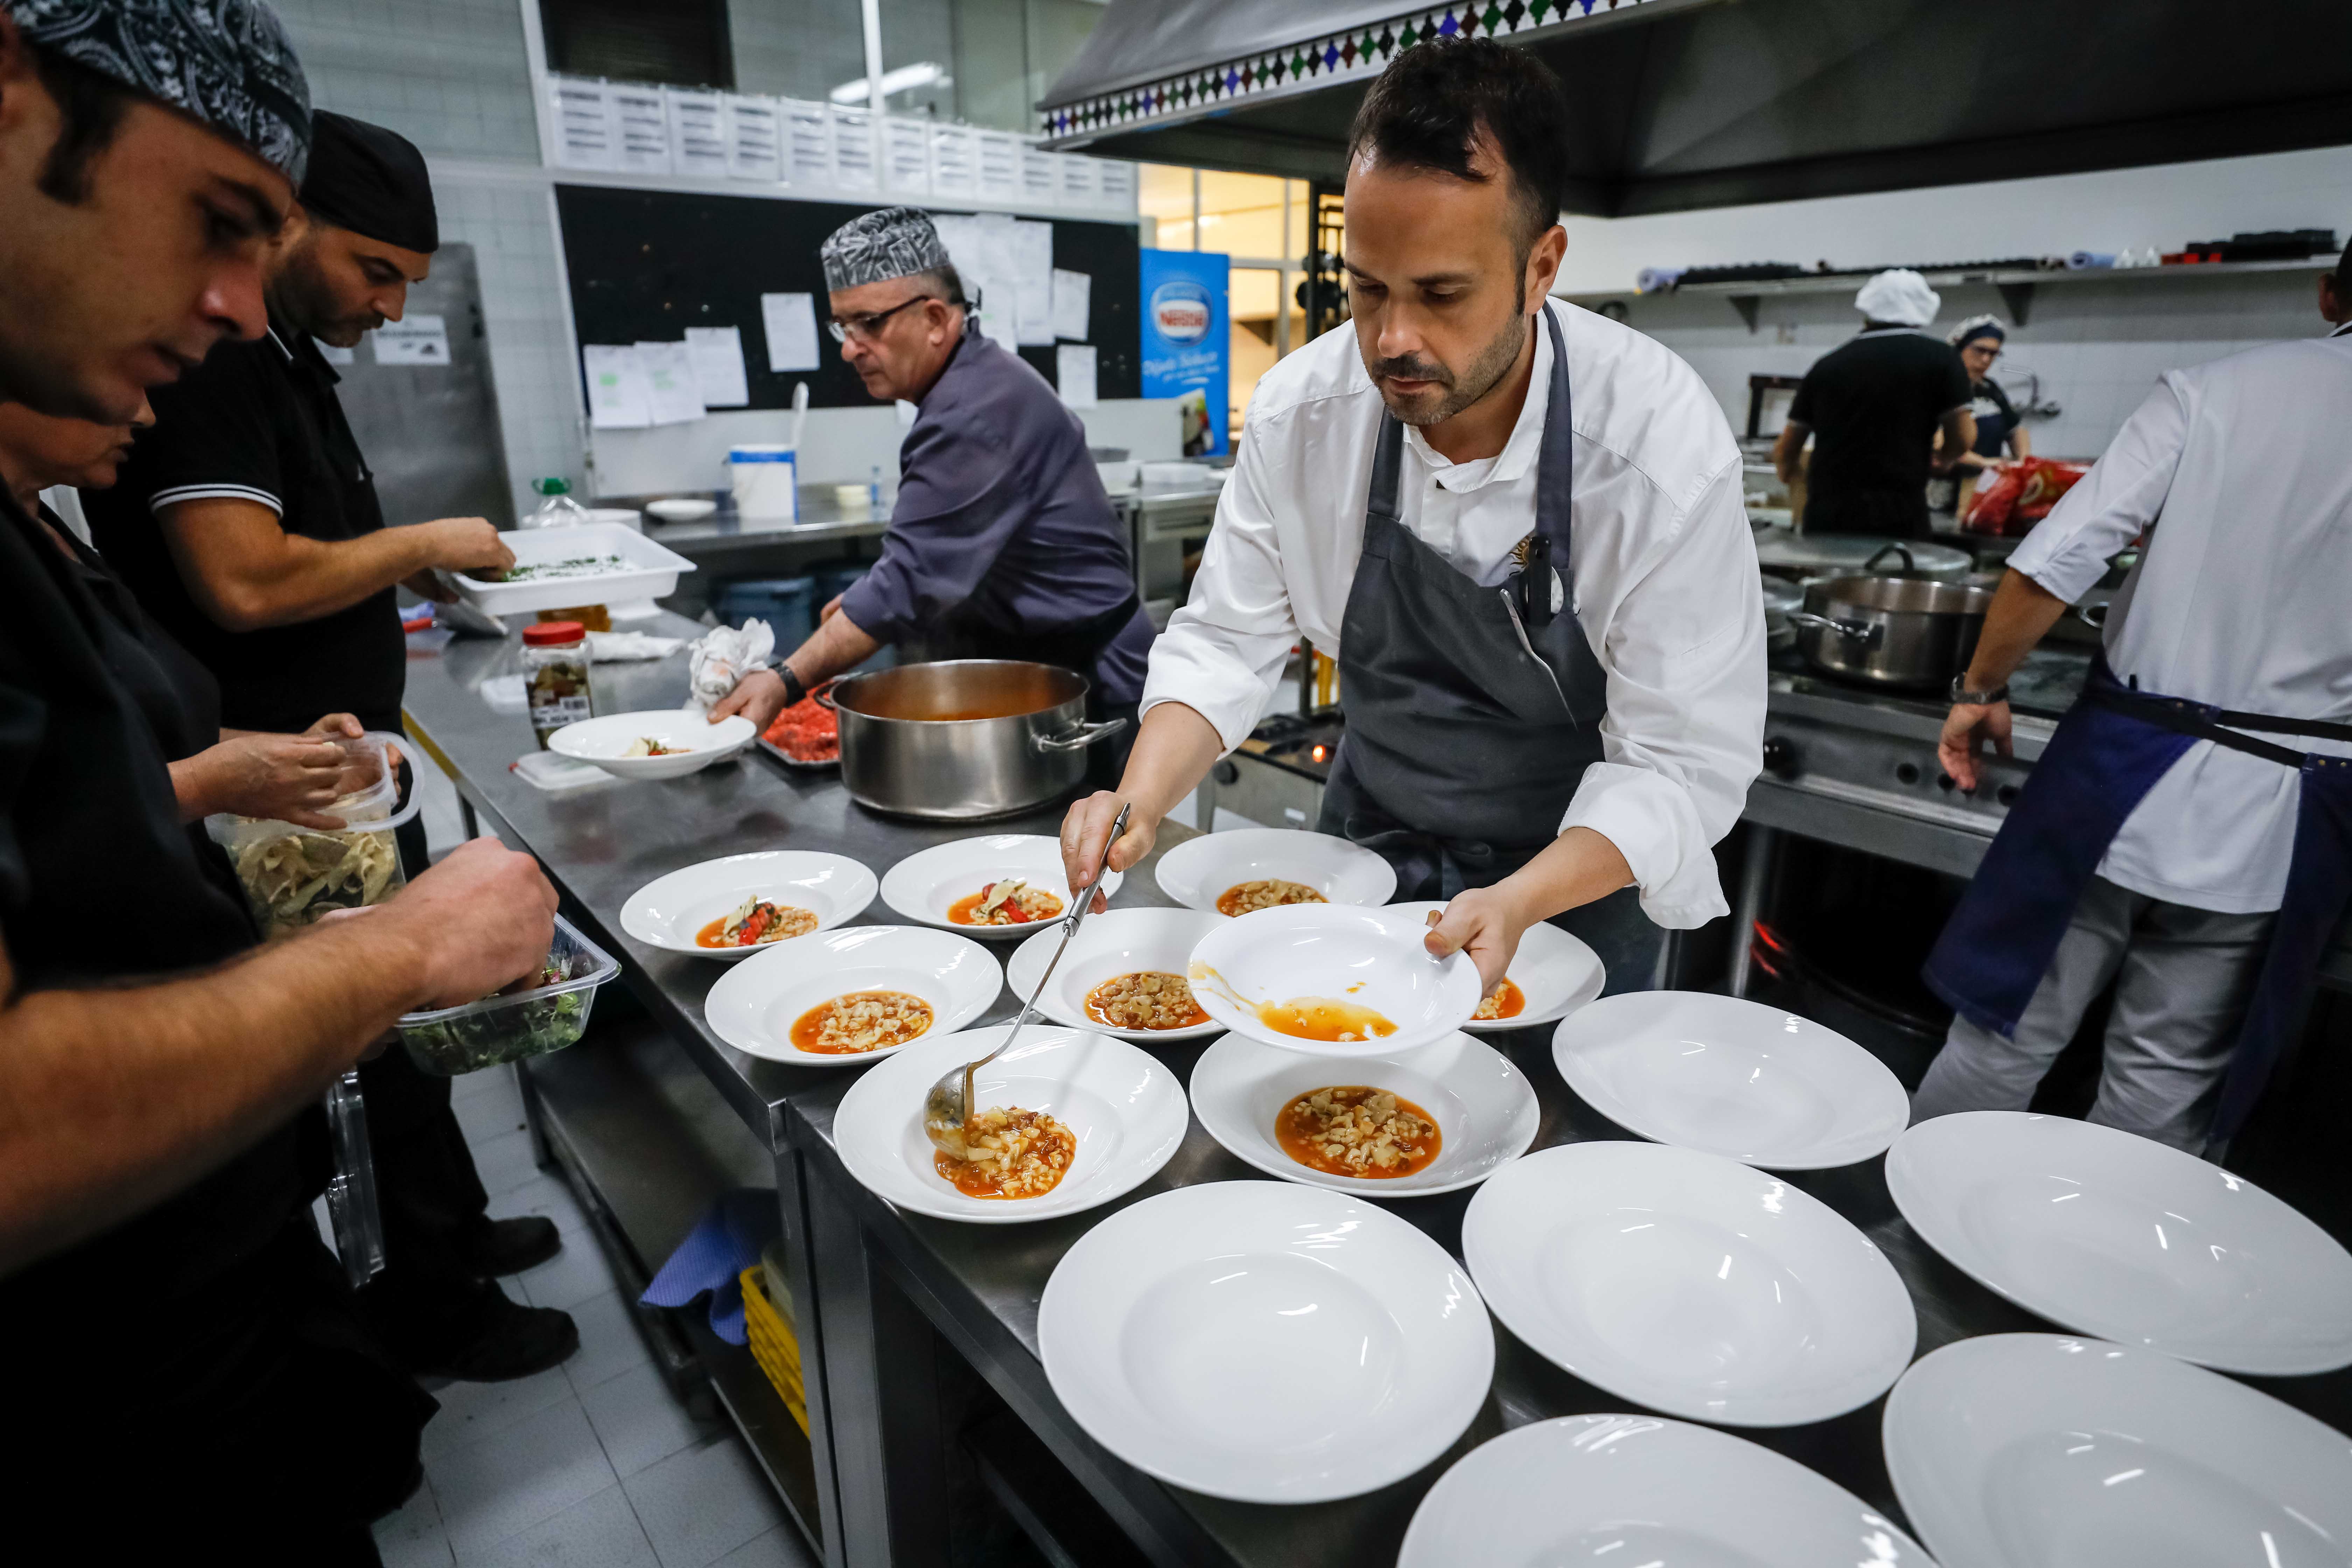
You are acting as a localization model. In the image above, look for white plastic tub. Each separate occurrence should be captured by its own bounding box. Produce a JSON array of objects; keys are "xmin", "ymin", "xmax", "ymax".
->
[{"xmin": 444, "ymin": 522, "xmax": 697, "ymax": 617}]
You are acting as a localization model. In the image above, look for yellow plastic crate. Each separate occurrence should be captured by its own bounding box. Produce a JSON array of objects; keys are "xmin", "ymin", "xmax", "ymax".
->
[{"xmin": 741, "ymin": 1264, "xmax": 809, "ymax": 1435}]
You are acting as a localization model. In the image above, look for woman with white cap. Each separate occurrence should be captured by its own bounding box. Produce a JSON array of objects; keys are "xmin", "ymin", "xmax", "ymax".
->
[{"xmin": 1772, "ymin": 268, "xmax": 1977, "ymax": 539}]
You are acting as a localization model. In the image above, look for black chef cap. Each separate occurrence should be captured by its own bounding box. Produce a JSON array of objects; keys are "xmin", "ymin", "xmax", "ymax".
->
[{"xmin": 299, "ymin": 110, "xmax": 437, "ymax": 253}]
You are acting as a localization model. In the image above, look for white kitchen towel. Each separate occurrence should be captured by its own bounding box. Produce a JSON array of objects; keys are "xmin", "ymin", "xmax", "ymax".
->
[{"xmin": 686, "ymin": 619, "xmax": 774, "ymax": 713}]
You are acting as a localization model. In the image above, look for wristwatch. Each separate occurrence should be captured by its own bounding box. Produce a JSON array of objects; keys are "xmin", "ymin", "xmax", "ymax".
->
[
  {"xmin": 778, "ymin": 666, "xmax": 808, "ymax": 709},
  {"xmin": 1949, "ymin": 675, "xmax": 2010, "ymax": 705}
]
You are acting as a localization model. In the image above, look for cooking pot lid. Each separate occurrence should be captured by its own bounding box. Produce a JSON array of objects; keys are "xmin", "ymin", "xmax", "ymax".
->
[{"xmin": 1754, "ymin": 532, "xmax": 1972, "ymax": 579}]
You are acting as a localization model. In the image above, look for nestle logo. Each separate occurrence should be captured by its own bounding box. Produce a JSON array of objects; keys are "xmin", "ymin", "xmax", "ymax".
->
[{"xmin": 1149, "ymin": 280, "xmax": 1214, "ymax": 344}]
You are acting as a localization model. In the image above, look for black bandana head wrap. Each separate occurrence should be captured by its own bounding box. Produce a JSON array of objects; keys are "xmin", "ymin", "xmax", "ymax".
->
[
  {"xmin": 301, "ymin": 109, "xmax": 436, "ymax": 253},
  {"xmin": 8, "ymin": 0, "xmax": 311, "ymax": 181}
]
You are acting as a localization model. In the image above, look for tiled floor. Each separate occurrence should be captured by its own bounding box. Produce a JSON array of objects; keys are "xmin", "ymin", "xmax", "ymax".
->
[{"xmin": 366, "ymin": 1063, "xmax": 818, "ymax": 1568}]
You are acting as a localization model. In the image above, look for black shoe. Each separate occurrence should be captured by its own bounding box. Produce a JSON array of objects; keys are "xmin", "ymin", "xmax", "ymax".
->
[
  {"xmin": 408, "ymin": 1284, "xmax": 580, "ymax": 1382},
  {"xmin": 453, "ymin": 1215, "xmax": 563, "ymax": 1277}
]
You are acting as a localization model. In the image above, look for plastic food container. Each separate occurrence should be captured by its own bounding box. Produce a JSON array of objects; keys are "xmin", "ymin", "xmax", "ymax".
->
[
  {"xmin": 397, "ymin": 915, "xmax": 617, "ymax": 1076},
  {"xmin": 206, "ymin": 731, "xmax": 421, "ymax": 941},
  {"xmin": 444, "ymin": 522, "xmax": 696, "ymax": 617}
]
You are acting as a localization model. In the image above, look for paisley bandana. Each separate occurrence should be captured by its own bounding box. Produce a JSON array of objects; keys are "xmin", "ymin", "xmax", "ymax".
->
[
  {"xmin": 820, "ymin": 205, "xmax": 953, "ymax": 293},
  {"xmin": 8, "ymin": 0, "xmax": 312, "ymax": 181}
]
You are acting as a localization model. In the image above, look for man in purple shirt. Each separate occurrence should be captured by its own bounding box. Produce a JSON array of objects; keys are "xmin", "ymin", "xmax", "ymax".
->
[{"xmin": 711, "ymin": 207, "xmax": 1148, "ymax": 778}]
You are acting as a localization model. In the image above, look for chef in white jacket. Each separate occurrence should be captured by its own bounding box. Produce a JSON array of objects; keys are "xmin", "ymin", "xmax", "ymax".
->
[
  {"xmin": 1920, "ymin": 239, "xmax": 2352, "ymax": 1154},
  {"xmin": 1059, "ymin": 38, "xmax": 1764, "ymax": 994}
]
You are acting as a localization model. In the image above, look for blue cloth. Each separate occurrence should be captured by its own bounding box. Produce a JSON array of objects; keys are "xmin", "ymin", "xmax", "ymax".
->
[
  {"xmin": 639, "ymin": 1189, "xmax": 778, "ymax": 1346},
  {"xmin": 837, "ymin": 331, "xmax": 1147, "ymax": 702}
]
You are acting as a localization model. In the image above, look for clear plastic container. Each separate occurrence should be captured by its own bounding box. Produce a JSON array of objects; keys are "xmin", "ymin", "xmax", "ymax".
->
[
  {"xmin": 397, "ymin": 916, "xmax": 617, "ymax": 1076},
  {"xmin": 524, "ymin": 476, "xmax": 592, "ymax": 528},
  {"xmin": 205, "ymin": 731, "xmax": 421, "ymax": 941}
]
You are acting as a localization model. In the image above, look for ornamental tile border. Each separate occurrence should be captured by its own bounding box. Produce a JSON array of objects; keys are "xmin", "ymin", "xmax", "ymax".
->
[{"xmin": 1039, "ymin": 0, "xmax": 1656, "ymax": 142}]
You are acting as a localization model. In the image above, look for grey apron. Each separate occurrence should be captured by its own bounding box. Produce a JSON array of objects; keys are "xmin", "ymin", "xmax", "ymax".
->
[{"xmin": 1316, "ymin": 307, "xmax": 1664, "ymax": 994}]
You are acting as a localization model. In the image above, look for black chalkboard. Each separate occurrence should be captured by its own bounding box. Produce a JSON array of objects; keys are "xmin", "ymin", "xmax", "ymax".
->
[{"xmin": 555, "ymin": 184, "xmax": 1140, "ymax": 410}]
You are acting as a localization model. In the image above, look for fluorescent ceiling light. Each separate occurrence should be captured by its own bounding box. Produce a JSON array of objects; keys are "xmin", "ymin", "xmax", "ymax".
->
[{"xmin": 830, "ymin": 62, "xmax": 951, "ymax": 104}]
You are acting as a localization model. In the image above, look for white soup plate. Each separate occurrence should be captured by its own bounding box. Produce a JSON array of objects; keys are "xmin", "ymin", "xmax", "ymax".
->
[
  {"xmin": 878, "ymin": 834, "xmax": 1120, "ymax": 941},
  {"xmin": 1553, "ymin": 991, "xmax": 1910, "ymax": 1169},
  {"xmin": 1463, "ymin": 1141, "xmax": 1916, "ymax": 1426},
  {"xmin": 831, "ymin": 1026, "xmax": 1188, "ymax": 1224},
  {"xmin": 1038, "ymin": 1180, "xmax": 1493, "ymax": 1503},
  {"xmin": 547, "ymin": 710, "xmax": 755, "ymax": 780},
  {"xmin": 1151, "ymin": 827, "xmax": 1395, "ymax": 914},
  {"xmin": 701, "ymin": 925, "xmax": 1000, "ymax": 1067},
  {"xmin": 620, "ymin": 850, "xmax": 877, "ymax": 960},
  {"xmin": 1400, "ymin": 1413, "xmax": 1935, "ymax": 1568},
  {"xmin": 1887, "ymin": 1111, "xmax": 2352, "ymax": 1374},
  {"xmin": 1187, "ymin": 902, "xmax": 1480, "ymax": 1057},
  {"xmin": 1188, "ymin": 1031, "xmax": 1539, "ymax": 1197},
  {"xmin": 1003, "ymin": 906, "xmax": 1226, "ymax": 1042},
  {"xmin": 1389, "ymin": 901, "xmax": 1604, "ymax": 1032},
  {"xmin": 1885, "ymin": 1332, "xmax": 2352, "ymax": 1568}
]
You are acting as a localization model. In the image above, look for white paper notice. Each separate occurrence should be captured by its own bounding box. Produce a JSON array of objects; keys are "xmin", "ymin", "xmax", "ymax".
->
[
  {"xmin": 373, "ymin": 314, "xmax": 450, "ymax": 365},
  {"xmin": 725, "ymin": 94, "xmax": 782, "ymax": 183},
  {"xmin": 583, "ymin": 345, "xmax": 652, "ymax": 429},
  {"xmin": 1050, "ymin": 270, "xmax": 1091, "ymax": 340},
  {"xmin": 666, "ymin": 87, "xmax": 728, "ymax": 178},
  {"xmin": 783, "ymin": 98, "xmax": 833, "ymax": 187},
  {"xmin": 976, "ymin": 132, "xmax": 1020, "ymax": 204},
  {"xmin": 1056, "ymin": 344, "xmax": 1098, "ymax": 408},
  {"xmin": 882, "ymin": 117, "xmax": 930, "ymax": 197},
  {"xmin": 635, "ymin": 340, "xmax": 707, "ymax": 425},
  {"xmin": 829, "ymin": 106, "xmax": 876, "ymax": 191},
  {"xmin": 609, "ymin": 85, "xmax": 672, "ymax": 175},
  {"xmin": 759, "ymin": 293, "xmax": 821, "ymax": 372},
  {"xmin": 1013, "ymin": 220, "xmax": 1055, "ymax": 345},
  {"xmin": 547, "ymin": 76, "xmax": 617, "ymax": 171},
  {"xmin": 684, "ymin": 326, "xmax": 750, "ymax": 406}
]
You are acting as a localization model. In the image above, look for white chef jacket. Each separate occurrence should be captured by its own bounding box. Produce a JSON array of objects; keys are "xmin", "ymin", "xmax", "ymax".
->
[
  {"xmin": 1144, "ymin": 299, "xmax": 1766, "ymax": 928},
  {"xmin": 2005, "ymin": 324, "xmax": 2352, "ymax": 913}
]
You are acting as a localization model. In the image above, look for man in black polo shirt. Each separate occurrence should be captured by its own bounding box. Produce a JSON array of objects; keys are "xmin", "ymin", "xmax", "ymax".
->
[
  {"xmin": 85, "ymin": 111, "xmax": 578, "ymax": 1383},
  {"xmin": 0, "ymin": 1, "xmax": 558, "ymax": 1552}
]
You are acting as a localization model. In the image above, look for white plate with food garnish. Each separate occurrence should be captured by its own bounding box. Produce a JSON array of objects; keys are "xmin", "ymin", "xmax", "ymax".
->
[
  {"xmin": 1040, "ymin": 1180, "xmax": 1493, "ymax": 1503},
  {"xmin": 1152, "ymin": 827, "xmax": 1396, "ymax": 916},
  {"xmin": 1388, "ymin": 902, "xmax": 1605, "ymax": 1031},
  {"xmin": 1189, "ymin": 1031, "xmax": 1538, "ymax": 1196},
  {"xmin": 620, "ymin": 851, "xmax": 878, "ymax": 960},
  {"xmin": 702, "ymin": 925, "xmax": 1000, "ymax": 1067},
  {"xmin": 1553, "ymin": 992, "xmax": 1910, "ymax": 1170},
  {"xmin": 1464, "ymin": 1142, "xmax": 1916, "ymax": 1427},
  {"xmin": 1187, "ymin": 902, "xmax": 1479, "ymax": 1057},
  {"xmin": 548, "ymin": 710, "xmax": 756, "ymax": 780},
  {"xmin": 1399, "ymin": 1413, "xmax": 1935, "ymax": 1568},
  {"xmin": 1003, "ymin": 907, "xmax": 1226, "ymax": 1043},
  {"xmin": 831, "ymin": 1025, "xmax": 1189, "ymax": 1223},
  {"xmin": 878, "ymin": 834, "xmax": 1122, "ymax": 941}
]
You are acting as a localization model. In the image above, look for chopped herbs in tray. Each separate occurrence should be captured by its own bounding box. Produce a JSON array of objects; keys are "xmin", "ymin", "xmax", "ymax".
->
[{"xmin": 481, "ymin": 554, "xmax": 630, "ymax": 583}]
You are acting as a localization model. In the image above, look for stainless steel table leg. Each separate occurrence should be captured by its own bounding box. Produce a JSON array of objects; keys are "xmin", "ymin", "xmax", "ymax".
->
[
  {"xmin": 776, "ymin": 1149, "xmax": 847, "ymax": 1568},
  {"xmin": 1727, "ymin": 824, "xmax": 1777, "ymax": 999}
]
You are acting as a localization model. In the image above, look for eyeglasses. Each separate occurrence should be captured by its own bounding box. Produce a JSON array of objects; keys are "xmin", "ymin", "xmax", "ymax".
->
[{"xmin": 827, "ymin": 296, "xmax": 928, "ymax": 345}]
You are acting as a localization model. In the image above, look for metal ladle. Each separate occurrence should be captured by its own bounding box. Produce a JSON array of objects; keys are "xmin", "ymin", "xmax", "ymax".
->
[{"xmin": 924, "ymin": 804, "xmax": 1128, "ymax": 1161}]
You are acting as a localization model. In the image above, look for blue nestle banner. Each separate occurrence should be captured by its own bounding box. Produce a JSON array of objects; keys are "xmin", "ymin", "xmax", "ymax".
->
[{"xmin": 1138, "ymin": 248, "xmax": 1230, "ymax": 457}]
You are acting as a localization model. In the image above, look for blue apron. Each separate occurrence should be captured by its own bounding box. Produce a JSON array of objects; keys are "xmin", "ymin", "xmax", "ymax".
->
[
  {"xmin": 1316, "ymin": 306, "xmax": 1663, "ymax": 993},
  {"xmin": 1924, "ymin": 657, "xmax": 2352, "ymax": 1147}
]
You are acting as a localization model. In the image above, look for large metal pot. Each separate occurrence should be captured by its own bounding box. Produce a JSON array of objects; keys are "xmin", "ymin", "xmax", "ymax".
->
[
  {"xmin": 824, "ymin": 660, "xmax": 1127, "ymax": 820},
  {"xmin": 1786, "ymin": 573, "xmax": 1994, "ymax": 690}
]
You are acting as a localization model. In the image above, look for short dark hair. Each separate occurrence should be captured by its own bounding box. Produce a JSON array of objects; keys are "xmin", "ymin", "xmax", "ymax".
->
[
  {"xmin": 25, "ymin": 43, "xmax": 138, "ymax": 205},
  {"xmin": 1346, "ymin": 37, "xmax": 1570, "ymax": 254}
]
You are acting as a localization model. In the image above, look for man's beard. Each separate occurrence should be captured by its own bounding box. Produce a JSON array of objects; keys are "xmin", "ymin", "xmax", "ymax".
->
[{"xmin": 1366, "ymin": 309, "xmax": 1530, "ymax": 428}]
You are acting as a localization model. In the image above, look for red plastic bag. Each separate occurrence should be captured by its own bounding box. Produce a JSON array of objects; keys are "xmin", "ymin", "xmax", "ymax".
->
[
  {"xmin": 1961, "ymin": 464, "xmax": 2027, "ymax": 533},
  {"xmin": 1962, "ymin": 458, "xmax": 2091, "ymax": 536},
  {"xmin": 2014, "ymin": 458, "xmax": 2091, "ymax": 523}
]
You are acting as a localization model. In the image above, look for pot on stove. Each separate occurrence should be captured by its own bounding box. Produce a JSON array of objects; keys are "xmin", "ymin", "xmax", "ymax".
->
[
  {"xmin": 1786, "ymin": 572, "xmax": 1995, "ymax": 690},
  {"xmin": 822, "ymin": 660, "xmax": 1127, "ymax": 820}
]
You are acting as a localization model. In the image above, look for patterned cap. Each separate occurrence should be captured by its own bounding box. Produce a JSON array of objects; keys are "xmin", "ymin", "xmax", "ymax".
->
[
  {"xmin": 8, "ymin": 0, "xmax": 312, "ymax": 183},
  {"xmin": 820, "ymin": 205, "xmax": 951, "ymax": 293}
]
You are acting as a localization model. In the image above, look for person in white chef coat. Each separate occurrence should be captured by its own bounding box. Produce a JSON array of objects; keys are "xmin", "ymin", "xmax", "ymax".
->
[
  {"xmin": 1918, "ymin": 237, "xmax": 2352, "ymax": 1155},
  {"xmin": 1059, "ymin": 37, "xmax": 1765, "ymax": 994}
]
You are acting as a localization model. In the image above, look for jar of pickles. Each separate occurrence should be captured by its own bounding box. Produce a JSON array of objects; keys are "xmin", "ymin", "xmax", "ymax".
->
[{"xmin": 523, "ymin": 620, "xmax": 592, "ymax": 748}]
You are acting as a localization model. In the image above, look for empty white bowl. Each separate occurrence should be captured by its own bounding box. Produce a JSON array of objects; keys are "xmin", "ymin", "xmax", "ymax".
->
[
  {"xmin": 1186, "ymin": 902, "xmax": 1480, "ymax": 1057},
  {"xmin": 701, "ymin": 925, "xmax": 1001, "ymax": 1067},
  {"xmin": 878, "ymin": 834, "xmax": 1120, "ymax": 941},
  {"xmin": 1885, "ymin": 1333, "xmax": 2352, "ymax": 1568},
  {"xmin": 1463, "ymin": 1141, "xmax": 1917, "ymax": 1426},
  {"xmin": 645, "ymin": 497, "xmax": 718, "ymax": 523},
  {"xmin": 1003, "ymin": 906, "xmax": 1225, "ymax": 1042},
  {"xmin": 1038, "ymin": 1181, "xmax": 1493, "ymax": 1503},
  {"xmin": 547, "ymin": 710, "xmax": 754, "ymax": 780},
  {"xmin": 1188, "ymin": 1030, "xmax": 1539, "ymax": 1196},
  {"xmin": 1553, "ymin": 992, "xmax": 1910, "ymax": 1169},
  {"xmin": 619, "ymin": 851, "xmax": 877, "ymax": 960},
  {"xmin": 1888, "ymin": 1111, "xmax": 2352, "ymax": 1374},
  {"xmin": 831, "ymin": 1026, "xmax": 1189, "ymax": 1224},
  {"xmin": 1152, "ymin": 827, "xmax": 1395, "ymax": 915},
  {"xmin": 1390, "ymin": 901, "xmax": 1605, "ymax": 1032}
]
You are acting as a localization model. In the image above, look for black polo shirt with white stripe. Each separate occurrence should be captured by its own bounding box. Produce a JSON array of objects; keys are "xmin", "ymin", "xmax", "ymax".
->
[{"xmin": 83, "ymin": 313, "xmax": 404, "ymax": 734}]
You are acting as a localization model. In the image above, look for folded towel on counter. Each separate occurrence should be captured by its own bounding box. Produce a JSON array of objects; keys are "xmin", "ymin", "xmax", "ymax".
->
[
  {"xmin": 587, "ymin": 630, "xmax": 684, "ymax": 662},
  {"xmin": 640, "ymin": 1189, "xmax": 781, "ymax": 1345},
  {"xmin": 685, "ymin": 620, "xmax": 773, "ymax": 714}
]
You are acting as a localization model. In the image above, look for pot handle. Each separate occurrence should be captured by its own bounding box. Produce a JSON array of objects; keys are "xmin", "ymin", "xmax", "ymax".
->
[
  {"xmin": 810, "ymin": 680, "xmax": 838, "ymax": 712},
  {"xmin": 1862, "ymin": 542, "xmax": 1917, "ymax": 574},
  {"xmin": 1034, "ymin": 716, "xmax": 1130, "ymax": 753},
  {"xmin": 1785, "ymin": 611, "xmax": 1886, "ymax": 648},
  {"xmin": 2075, "ymin": 602, "xmax": 2109, "ymax": 629}
]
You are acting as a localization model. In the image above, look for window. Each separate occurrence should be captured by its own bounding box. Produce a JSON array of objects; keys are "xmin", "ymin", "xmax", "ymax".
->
[{"xmin": 541, "ymin": 0, "xmax": 734, "ymax": 90}]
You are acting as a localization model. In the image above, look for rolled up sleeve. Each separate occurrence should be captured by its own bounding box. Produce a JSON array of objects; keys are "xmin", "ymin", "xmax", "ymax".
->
[
  {"xmin": 1139, "ymin": 419, "xmax": 1299, "ymax": 752},
  {"xmin": 2007, "ymin": 377, "xmax": 2186, "ymax": 604},
  {"xmin": 1559, "ymin": 456, "xmax": 1766, "ymax": 928}
]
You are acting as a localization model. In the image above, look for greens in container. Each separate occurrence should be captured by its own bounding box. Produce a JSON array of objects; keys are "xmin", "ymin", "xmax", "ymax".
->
[{"xmin": 398, "ymin": 915, "xmax": 617, "ymax": 1076}]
